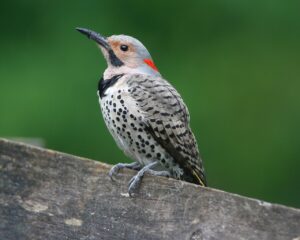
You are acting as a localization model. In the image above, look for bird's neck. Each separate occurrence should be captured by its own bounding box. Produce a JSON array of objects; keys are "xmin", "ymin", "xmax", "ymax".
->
[{"xmin": 103, "ymin": 65, "xmax": 161, "ymax": 80}]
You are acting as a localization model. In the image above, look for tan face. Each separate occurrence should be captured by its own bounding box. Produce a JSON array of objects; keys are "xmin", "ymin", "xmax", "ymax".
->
[
  {"xmin": 76, "ymin": 28, "xmax": 157, "ymax": 70},
  {"xmin": 107, "ymin": 39, "xmax": 141, "ymax": 68}
]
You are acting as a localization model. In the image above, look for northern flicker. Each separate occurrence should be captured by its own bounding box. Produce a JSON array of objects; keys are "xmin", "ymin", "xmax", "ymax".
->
[{"xmin": 76, "ymin": 27, "xmax": 207, "ymax": 195}]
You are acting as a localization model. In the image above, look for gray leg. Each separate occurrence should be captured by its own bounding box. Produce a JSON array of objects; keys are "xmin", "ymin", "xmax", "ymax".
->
[
  {"xmin": 109, "ymin": 162, "xmax": 142, "ymax": 180},
  {"xmin": 128, "ymin": 161, "xmax": 171, "ymax": 196}
]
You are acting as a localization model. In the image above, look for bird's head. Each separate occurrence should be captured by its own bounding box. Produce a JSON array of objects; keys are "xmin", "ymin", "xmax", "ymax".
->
[{"xmin": 76, "ymin": 27, "xmax": 160, "ymax": 77}]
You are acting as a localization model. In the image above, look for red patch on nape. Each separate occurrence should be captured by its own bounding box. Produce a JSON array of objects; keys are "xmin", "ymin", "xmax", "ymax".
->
[{"xmin": 144, "ymin": 58, "xmax": 158, "ymax": 72}]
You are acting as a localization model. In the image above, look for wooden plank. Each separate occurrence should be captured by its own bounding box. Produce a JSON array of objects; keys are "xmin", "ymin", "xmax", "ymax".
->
[{"xmin": 0, "ymin": 138, "xmax": 300, "ymax": 240}]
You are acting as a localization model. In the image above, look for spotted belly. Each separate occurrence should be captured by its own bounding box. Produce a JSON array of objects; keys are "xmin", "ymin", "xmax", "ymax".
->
[{"xmin": 99, "ymin": 88, "xmax": 171, "ymax": 169}]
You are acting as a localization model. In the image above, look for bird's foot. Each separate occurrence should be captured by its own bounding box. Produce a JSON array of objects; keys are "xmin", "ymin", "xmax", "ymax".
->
[
  {"xmin": 128, "ymin": 161, "xmax": 171, "ymax": 196},
  {"xmin": 109, "ymin": 162, "xmax": 141, "ymax": 180}
]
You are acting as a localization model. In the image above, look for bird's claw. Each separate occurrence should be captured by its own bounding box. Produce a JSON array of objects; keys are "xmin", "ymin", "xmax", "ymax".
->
[
  {"xmin": 108, "ymin": 164, "xmax": 122, "ymax": 180},
  {"xmin": 109, "ymin": 162, "xmax": 143, "ymax": 182},
  {"xmin": 127, "ymin": 162, "xmax": 171, "ymax": 196},
  {"xmin": 128, "ymin": 173, "xmax": 143, "ymax": 196}
]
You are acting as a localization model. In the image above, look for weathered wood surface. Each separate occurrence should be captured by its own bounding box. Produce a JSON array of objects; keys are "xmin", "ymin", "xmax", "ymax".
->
[{"xmin": 0, "ymin": 138, "xmax": 300, "ymax": 240}]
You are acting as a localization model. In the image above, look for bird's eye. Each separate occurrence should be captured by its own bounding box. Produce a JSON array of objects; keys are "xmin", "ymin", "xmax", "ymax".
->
[{"xmin": 120, "ymin": 44, "xmax": 129, "ymax": 52}]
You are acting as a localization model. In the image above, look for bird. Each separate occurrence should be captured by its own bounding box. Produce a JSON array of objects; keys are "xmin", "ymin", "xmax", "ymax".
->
[{"xmin": 76, "ymin": 27, "xmax": 207, "ymax": 195}]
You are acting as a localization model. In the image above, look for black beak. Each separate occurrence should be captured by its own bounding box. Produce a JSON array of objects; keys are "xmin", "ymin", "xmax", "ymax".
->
[
  {"xmin": 76, "ymin": 27, "xmax": 110, "ymax": 50},
  {"xmin": 76, "ymin": 27, "xmax": 124, "ymax": 67}
]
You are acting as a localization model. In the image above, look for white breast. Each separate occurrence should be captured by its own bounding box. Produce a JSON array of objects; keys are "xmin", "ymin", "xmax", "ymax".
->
[{"xmin": 98, "ymin": 75, "xmax": 147, "ymax": 163}]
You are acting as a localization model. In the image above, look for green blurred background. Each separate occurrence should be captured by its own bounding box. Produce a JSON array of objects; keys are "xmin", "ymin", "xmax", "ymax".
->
[{"xmin": 0, "ymin": 1, "xmax": 299, "ymax": 208}]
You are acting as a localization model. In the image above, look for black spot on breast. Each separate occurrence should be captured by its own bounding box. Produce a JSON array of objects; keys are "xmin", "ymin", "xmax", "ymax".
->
[{"xmin": 98, "ymin": 74, "xmax": 124, "ymax": 99}]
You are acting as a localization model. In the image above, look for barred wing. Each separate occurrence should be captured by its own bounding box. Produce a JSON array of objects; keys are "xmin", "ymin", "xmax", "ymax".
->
[{"xmin": 127, "ymin": 74, "xmax": 207, "ymax": 186}]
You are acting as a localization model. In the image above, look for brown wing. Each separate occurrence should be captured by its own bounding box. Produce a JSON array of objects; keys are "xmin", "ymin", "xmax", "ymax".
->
[{"xmin": 127, "ymin": 74, "xmax": 207, "ymax": 186}]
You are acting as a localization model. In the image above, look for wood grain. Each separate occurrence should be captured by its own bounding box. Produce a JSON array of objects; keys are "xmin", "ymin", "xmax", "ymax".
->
[{"xmin": 0, "ymin": 138, "xmax": 300, "ymax": 240}]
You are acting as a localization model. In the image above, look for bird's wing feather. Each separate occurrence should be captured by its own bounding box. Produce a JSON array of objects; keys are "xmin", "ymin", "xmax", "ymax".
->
[{"xmin": 127, "ymin": 74, "xmax": 206, "ymax": 186}]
